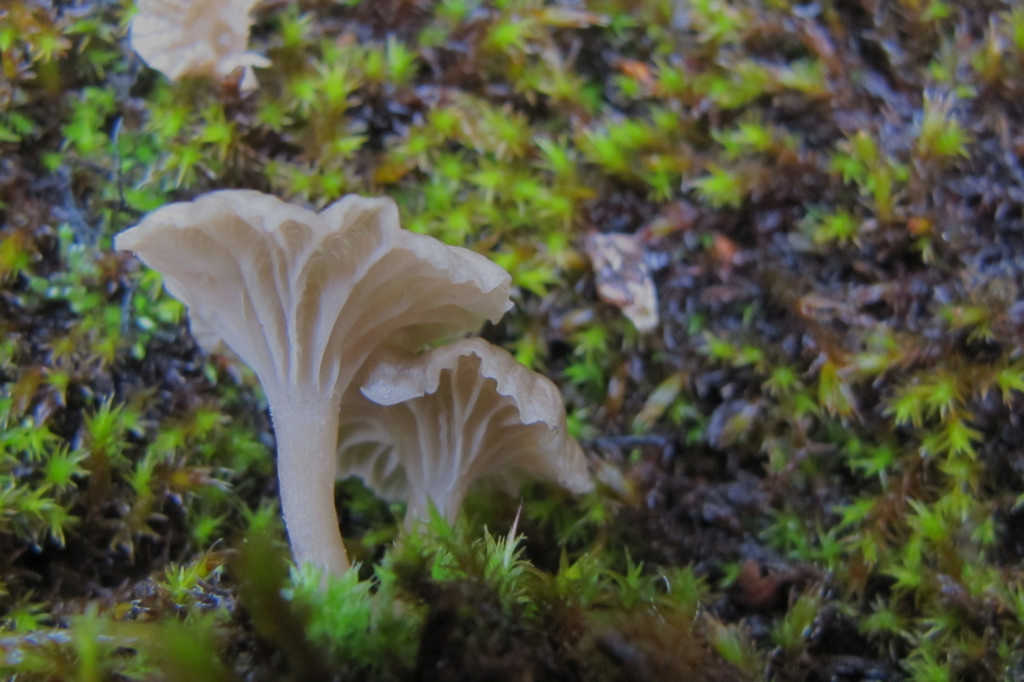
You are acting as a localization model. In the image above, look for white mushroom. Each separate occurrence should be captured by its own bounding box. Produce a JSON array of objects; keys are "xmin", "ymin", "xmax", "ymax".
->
[
  {"xmin": 130, "ymin": 0, "xmax": 271, "ymax": 91},
  {"xmin": 115, "ymin": 190, "xmax": 512, "ymax": 576},
  {"xmin": 337, "ymin": 338, "xmax": 592, "ymax": 524}
]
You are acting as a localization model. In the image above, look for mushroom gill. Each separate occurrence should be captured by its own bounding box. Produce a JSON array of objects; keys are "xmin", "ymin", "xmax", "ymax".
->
[{"xmin": 337, "ymin": 338, "xmax": 592, "ymax": 525}]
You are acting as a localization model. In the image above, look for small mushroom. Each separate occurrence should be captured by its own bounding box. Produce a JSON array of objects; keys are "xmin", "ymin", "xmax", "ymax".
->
[
  {"xmin": 115, "ymin": 190, "xmax": 512, "ymax": 575},
  {"xmin": 337, "ymin": 338, "xmax": 592, "ymax": 524},
  {"xmin": 130, "ymin": 0, "xmax": 271, "ymax": 91}
]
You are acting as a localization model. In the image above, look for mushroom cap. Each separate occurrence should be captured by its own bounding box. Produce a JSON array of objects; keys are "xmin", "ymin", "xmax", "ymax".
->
[
  {"xmin": 337, "ymin": 338, "xmax": 592, "ymax": 521},
  {"xmin": 130, "ymin": 0, "xmax": 271, "ymax": 84},
  {"xmin": 114, "ymin": 190, "xmax": 513, "ymax": 400}
]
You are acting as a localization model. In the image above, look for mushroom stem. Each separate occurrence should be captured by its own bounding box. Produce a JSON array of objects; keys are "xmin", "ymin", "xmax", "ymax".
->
[
  {"xmin": 271, "ymin": 395, "xmax": 350, "ymax": 576},
  {"xmin": 404, "ymin": 485, "xmax": 463, "ymax": 528}
]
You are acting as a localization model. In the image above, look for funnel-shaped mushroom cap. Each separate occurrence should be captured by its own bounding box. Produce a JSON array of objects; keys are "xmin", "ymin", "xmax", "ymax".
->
[
  {"xmin": 114, "ymin": 190, "xmax": 513, "ymax": 398},
  {"xmin": 337, "ymin": 338, "xmax": 592, "ymax": 523},
  {"xmin": 115, "ymin": 190, "xmax": 513, "ymax": 576},
  {"xmin": 130, "ymin": 0, "xmax": 271, "ymax": 89}
]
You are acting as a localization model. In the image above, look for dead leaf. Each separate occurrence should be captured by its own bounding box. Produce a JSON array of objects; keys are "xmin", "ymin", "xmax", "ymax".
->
[
  {"xmin": 633, "ymin": 372, "xmax": 686, "ymax": 431},
  {"xmin": 616, "ymin": 59, "xmax": 655, "ymax": 88},
  {"xmin": 585, "ymin": 232, "xmax": 659, "ymax": 333}
]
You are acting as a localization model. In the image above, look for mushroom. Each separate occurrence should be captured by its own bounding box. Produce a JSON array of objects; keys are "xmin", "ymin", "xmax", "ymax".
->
[
  {"xmin": 115, "ymin": 190, "xmax": 512, "ymax": 575},
  {"xmin": 336, "ymin": 338, "xmax": 592, "ymax": 525},
  {"xmin": 130, "ymin": 0, "xmax": 271, "ymax": 92}
]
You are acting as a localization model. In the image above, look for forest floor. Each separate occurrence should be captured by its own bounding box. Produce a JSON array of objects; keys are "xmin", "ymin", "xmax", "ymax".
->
[{"xmin": 2, "ymin": 0, "xmax": 1024, "ymax": 680}]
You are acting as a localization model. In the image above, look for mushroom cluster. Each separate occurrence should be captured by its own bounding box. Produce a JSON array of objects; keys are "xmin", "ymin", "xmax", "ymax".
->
[{"xmin": 116, "ymin": 190, "xmax": 590, "ymax": 577}]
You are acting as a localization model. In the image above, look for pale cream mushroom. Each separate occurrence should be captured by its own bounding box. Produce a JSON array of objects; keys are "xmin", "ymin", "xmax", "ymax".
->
[
  {"xmin": 115, "ymin": 190, "xmax": 512, "ymax": 576},
  {"xmin": 130, "ymin": 0, "xmax": 271, "ymax": 91},
  {"xmin": 337, "ymin": 338, "xmax": 592, "ymax": 524}
]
